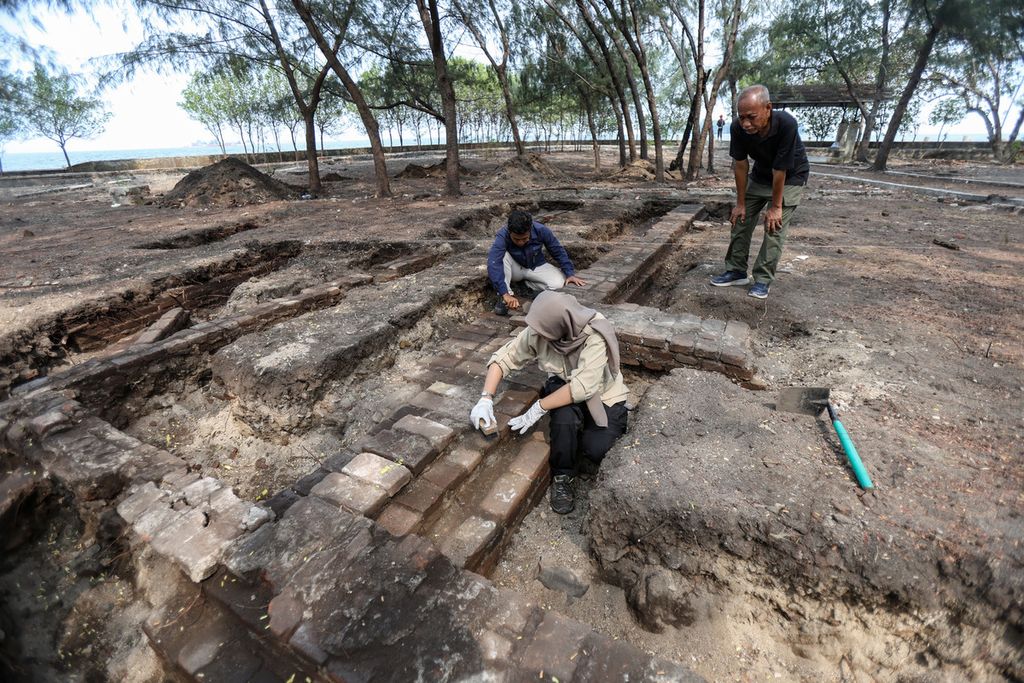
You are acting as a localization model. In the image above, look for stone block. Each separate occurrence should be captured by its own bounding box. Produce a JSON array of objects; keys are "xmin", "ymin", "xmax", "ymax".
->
[
  {"xmin": 375, "ymin": 503, "xmax": 423, "ymax": 537},
  {"xmin": 310, "ymin": 473, "xmax": 388, "ymax": 517},
  {"xmin": 289, "ymin": 621, "xmax": 329, "ymax": 665},
  {"xmin": 179, "ymin": 477, "xmax": 223, "ymax": 507},
  {"xmin": 28, "ymin": 409, "xmax": 71, "ymax": 438},
  {"xmin": 509, "ymin": 441, "xmax": 550, "ymax": 481},
  {"xmin": 445, "ymin": 446, "xmax": 484, "ymax": 475},
  {"xmin": 693, "ymin": 333, "xmax": 721, "ymax": 360},
  {"xmin": 392, "ymin": 414, "xmax": 456, "ymax": 451},
  {"xmin": 134, "ymin": 307, "xmax": 190, "ymax": 345},
  {"xmin": 358, "ymin": 428, "xmax": 439, "ymax": 475},
  {"xmin": 439, "ymin": 515, "xmax": 499, "ymax": 569},
  {"xmin": 132, "ymin": 501, "xmax": 184, "ymax": 542},
  {"xmin": 479, "ymin": 472, "xmax": 532, "ymax": 521},
  {"xmin": 719, "ymin": 342, "xmax": 749, "ymax": 368},
  {"xmin": 421, "ymin": 460, "xmax": 467, "ymax": 492},
  {"xmin": 536, "ymin": 557, "xmax": 589, "ymax": 597},
  {"xmin": 668, "ymin": 332, "xmax": 696, "ymax": 354},
  {"xmin": 516, "ymin": 611, "xmax": 591, "ymax": 682},
  {"xmin": 342, "ymin": 452, "xmax": 412, "ymax": 496},
  {"xmin": 393, "ymin": 477, "xmax": 445, "ymax": 516},
  {"xmin": 116, "ymin": 482, "xmax": 168, "ymax": 524},
  {"xmin": 478, "ymin": 630, "xmax": 511, "ymax": 662},
  {"xmin": 700, "ymin": 318, "xmax": 727, "ymax": 335},
  {"xmin": 267, "ymin": 588, "xmax": 304, "ymax": 640},
  {"xmin": 293, "ymin": 467, "xmax": 329, "ymax": 496}
]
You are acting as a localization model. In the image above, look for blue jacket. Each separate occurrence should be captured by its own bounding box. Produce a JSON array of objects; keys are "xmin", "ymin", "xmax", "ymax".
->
[{"xmin": 487, "ymin": 221, "xmax": 575, "ymax": 295}]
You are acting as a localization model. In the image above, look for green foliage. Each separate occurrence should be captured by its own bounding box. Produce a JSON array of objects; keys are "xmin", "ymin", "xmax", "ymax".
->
[{"xmin": 19, "ymin": 63, "xmax": 110, "ymax": 167}]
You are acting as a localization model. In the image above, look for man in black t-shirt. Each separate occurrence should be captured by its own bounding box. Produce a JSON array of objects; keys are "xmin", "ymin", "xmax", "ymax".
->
[{"xmin": 711, "ymin": 85, "xmax": 809, "ymax": 299}]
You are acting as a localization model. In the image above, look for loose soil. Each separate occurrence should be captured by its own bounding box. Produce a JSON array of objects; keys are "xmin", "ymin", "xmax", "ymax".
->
[
  {"xmin": 0, "ymin": 146, "xmax": 1021, "ymax": 682},
  {"xmin": 159, "ymin": 157, "xmax": 301, "ymax": 208}
]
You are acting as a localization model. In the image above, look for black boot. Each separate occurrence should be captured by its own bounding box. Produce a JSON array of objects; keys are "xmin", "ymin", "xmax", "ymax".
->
[{"xmin": 549, "ymin": 474, "xmax": 575, "ymax": 514}]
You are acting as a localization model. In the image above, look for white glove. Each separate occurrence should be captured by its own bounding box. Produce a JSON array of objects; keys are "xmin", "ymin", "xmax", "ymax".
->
[
  {"xmin": 470, "ymin": 397, "xmax": 496, "ymax": 431},
  {"xmin": 508, "ymin": 400, "xmax": 548, "ymax": 435}
]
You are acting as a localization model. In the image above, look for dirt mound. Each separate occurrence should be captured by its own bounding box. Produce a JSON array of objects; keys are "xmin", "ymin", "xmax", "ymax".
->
[
  {"xmin": 395, "ymin": 160, "xmax": 470, "ymax": 179},
  {"xmin": 612, "ymin": 159, "xmax": 659, "ymax": 181},
  {"xmin": 160, "ymin": 157, "xmax": 299, "ymax": 208},
  {"xmin": 485, "ymin": 153, "xmax": 568, "ymax": 189}
]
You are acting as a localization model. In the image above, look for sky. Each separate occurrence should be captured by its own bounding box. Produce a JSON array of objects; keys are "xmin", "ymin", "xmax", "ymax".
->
[{"xmin": 1, "ymin": 2, "xmax": 992, "ymax": 155}]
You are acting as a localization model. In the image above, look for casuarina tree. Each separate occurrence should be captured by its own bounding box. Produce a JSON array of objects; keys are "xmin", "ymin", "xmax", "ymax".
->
[{"xmin": 19, "ymin": 64, "xmax": 110, "ymax": 168}]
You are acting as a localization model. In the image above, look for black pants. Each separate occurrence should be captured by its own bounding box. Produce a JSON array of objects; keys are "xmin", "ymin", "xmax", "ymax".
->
[{"xmin": 541, "ymin": 377, "xmax": 628, "ymax": 477}]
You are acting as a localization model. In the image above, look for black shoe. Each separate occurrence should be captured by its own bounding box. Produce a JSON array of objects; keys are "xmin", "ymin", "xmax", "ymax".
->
[
  {"xmin": 549, "ymin": 475, "xmax": 575, "ymax": 514},
  {"xmin": 493, "ymin": 298, "xmax": 508, "ymax": 316}
]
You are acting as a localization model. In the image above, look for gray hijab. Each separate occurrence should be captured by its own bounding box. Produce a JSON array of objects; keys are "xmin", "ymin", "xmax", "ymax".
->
[{"xmin": 525, "ymin": 291, "xmax": 621, "ymax": 427}]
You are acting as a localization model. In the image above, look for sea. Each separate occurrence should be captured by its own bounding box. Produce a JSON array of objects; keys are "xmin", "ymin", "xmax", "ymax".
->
[
  {"xmin": 0, "ymin": 140, "xmax": 374, "ymax": 173},
  {"xmin": 0, "ymin": 131, "xmax": 989, "ymax": 174}
]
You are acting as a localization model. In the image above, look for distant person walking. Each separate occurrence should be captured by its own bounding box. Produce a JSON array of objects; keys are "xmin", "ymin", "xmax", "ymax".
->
[
  {"xmin": 716, "ymin": 114, "xmax": 726, "ymax": 140},
  {"xmin": 710, "ymin": 85, "xmax": 809, "ymax": 299}
]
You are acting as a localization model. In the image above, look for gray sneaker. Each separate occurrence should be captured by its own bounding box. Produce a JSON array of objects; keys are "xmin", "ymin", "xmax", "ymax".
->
[{"xmin": 549, "ymin": 475, "xmax": 575, "ymax": 514}]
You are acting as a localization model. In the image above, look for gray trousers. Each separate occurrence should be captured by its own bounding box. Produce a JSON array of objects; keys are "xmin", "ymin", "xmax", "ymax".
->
[
  {"xmin": 725, "ymin": 182, "xmax": 803, "ymax": 284},
  {"xmin": 503, "ymin": 252, "xmax": 565, "ymax": 292}
]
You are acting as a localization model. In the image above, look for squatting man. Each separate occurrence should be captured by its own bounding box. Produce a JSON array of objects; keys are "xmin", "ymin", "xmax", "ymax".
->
[
  {"xmin": 470, "ymin": 291, "xmax": 629, "ymax": 514},
  {"xmin": 487, "ymin": 209, "xmax": 586, "ymax": 315}
]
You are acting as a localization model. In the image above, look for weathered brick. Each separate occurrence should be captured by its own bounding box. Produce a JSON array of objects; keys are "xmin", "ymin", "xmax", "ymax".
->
[
  {"xmin": 478, "ymin": 630, "xmax": 511, "ymax": 662},
  {"xmin": 479, "ymin": 472, "xmax": 532, "ymax": 521},
  {"xmin": 445, "ymin": 446, "xmax": 484, "ymax": 475},
  {"xmin": 179, "ymin": 476, "xmax": 223, "ymax": 507},
  {"xmin": 668, "ymin": 331, "xmax": 696, "ymax": 354},
  {"xmin": 439, "ymin": 515, "xmax": 499, "ymax": 569},
  {"xmin": 393, "ymin": 414, "xmax": 455, "ymax": 451},
  {"xmin": 509, "ymin": 441, "xmax": 550, "ymax": 481},
  {"xmin": 392, "ymin": 477, "xmax": 444, "ymax": 516},
  {"xmin": 719, "ymin": 342, "xmax": 749, "ymax": 368},
  {"xmin": 134, "ymin": 307, "xmax": 190, "ymax": 345},
  {"xmin": 310, "ymin": 473, "xmax": 388, "ymax": 517},
  {"xmin": 266, "ymin": 588, "xmax": 304, "ymax": 641},
  {"xmin": 693, "ymin": 333, "xmax": 721, "ymax": 360},
  {"xmin": 421, "ymin": 460, "xmax": 466, "ymax": 492},
  {"xmin": 516, "ymin": 611, "xmax": 591, "ymax": 682},
  {"xmin": 375, "ymin": 503, "xmax": 422, "ymax": 537},
  {"xmin": 358, "ymin": 428, "xmax": 439, "ymax": 474},
  {"xmin": 293, "ymin": 467, "xmax": 330, "ymax": 496},
  {"xmin": 342, "ymin": 452, "xmax": 412, "ymax": 496},
  {"xmin": 132, "ymin": 501, "xmax": 184, "ymax": 542},
  {"xmin": 116, "ymin": 481, "xmax": 168, "ymax": 524},
  {"xmin": 28, "ymin": 410, "xmax": 70, "ymax": 438},
  {"xmin": 289, "ymin": 621, "xmax": 329, "ymax": 665}
]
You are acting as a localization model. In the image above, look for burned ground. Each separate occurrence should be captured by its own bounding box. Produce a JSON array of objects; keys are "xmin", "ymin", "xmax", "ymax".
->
[{"xmin": 0, "ymin": 148, "xmax": 1021, "ymax": 682}]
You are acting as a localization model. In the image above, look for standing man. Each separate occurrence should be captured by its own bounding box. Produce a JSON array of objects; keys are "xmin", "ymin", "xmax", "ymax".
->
[
  {"xmin": 487, "ymin": 209, "xmax": 586, "ymax": 315},
  {"xmin": 716, "ymin": 114, "xmax": 726, "ymax": 140},
  {"xmin": 711, "ymin": 85, "xmax": 809, "ymax": 299}
]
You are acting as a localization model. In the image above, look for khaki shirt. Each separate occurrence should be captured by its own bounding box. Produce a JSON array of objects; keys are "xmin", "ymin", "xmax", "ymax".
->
[{"xmin": 489, "ymin": 317, "xmax": 629, "ymax": 407}]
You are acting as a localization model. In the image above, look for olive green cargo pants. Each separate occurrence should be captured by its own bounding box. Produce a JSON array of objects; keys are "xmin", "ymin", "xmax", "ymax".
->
[{"xmin": 724, "ymin": 181, "xmax": 804, "ymax": 285}]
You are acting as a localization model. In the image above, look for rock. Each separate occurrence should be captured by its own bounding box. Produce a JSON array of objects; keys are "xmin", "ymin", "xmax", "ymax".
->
[
  {"xmin": 626, "ymin": 566, "xmax": 698, "ymax": 632},
  {"xmin": 535, "ymin": 557, "xmax": 590, "ymax": 597}
]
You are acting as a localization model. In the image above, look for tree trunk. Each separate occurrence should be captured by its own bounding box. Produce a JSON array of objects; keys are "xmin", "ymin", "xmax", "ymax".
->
[
  {"xmin": 303, "ymin": 110, "xmax": 321, "ymax": 193},
  {"xmin": 413, "ymin": 0, "xmax": 462, "ymax": 197},
  {"xmin": 612, "ymin": 97, "xmax": 626, "ymax": 166},
  {"xmin": 707, "ymin": 132, "xmax": 714, "ymax": 173},
  {"xmin": 292, "ymin": 0, "xmax": 391, "ymax": 197},
  {"xmin": 582, "ymin": 90, "xmax": 601, "ymax": 171},
  {"xmin": 589, "ymin": 0, "xmax": 647, "ymax": 159},
  {"xmin": 671, "ymin": 87, "xmax": 700, "ymax": 171},
  {"xmin": 60, "ymin": 143, "xmax": 71, "ymax": 168},
  {"xmin": 685, "ymin": 0, "xmax": 706, "ymax": 180},
  {"xmin": 873, "ymin": 20, "xmax": 943, "ymax": 171},
  {"xmin": 572, "ymin": 0, "xmax": 637, "ymax": 161}
]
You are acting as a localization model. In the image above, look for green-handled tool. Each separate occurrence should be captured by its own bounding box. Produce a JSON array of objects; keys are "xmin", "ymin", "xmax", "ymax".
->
[{"xmin": 777, "ymin": 387, "xmax": 874, "ymax": 490}]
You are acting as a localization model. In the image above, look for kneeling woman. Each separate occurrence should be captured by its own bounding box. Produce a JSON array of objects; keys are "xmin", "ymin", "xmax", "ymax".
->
[{"xmin": 470, "ymin": 291, "xmax": 629, "ymax": 513}]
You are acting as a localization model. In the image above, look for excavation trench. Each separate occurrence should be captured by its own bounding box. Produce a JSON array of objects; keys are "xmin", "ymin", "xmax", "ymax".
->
[{"xmin": 10, "ymin": 192, "xmax": 1004, "ymax": 682}]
